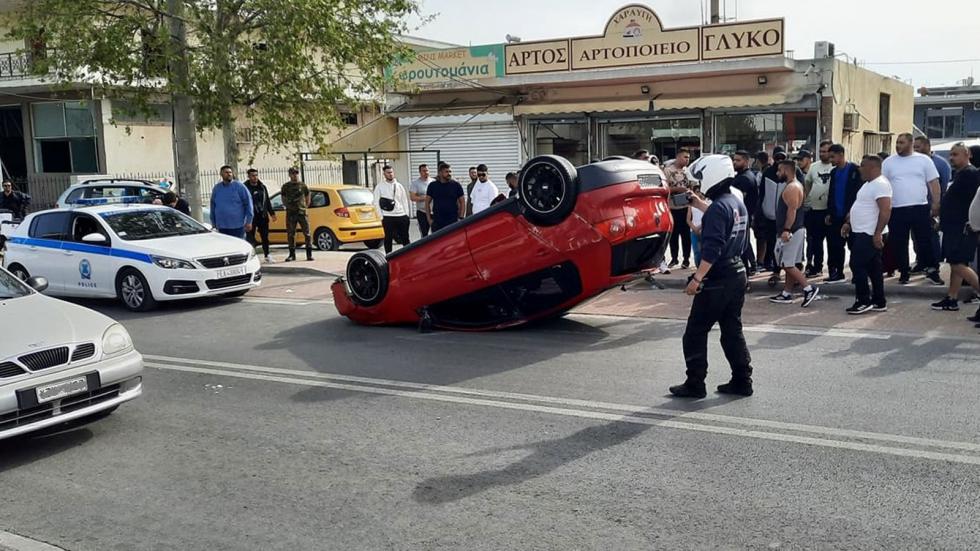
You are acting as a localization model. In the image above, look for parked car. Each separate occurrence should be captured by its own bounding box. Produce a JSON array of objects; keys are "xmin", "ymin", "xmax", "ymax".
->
[
  {"xmin": 55, "ymin": 178, "xmax": 210, "ymax": 222},
  {"xmin": 0, "ymin": 265, "xmax": 143, "ymax": 440},
  {"xmin": 3, "ymin": 201, "xmax": 261, "ymax": 312},
  {"xmin": 331, "ymin": 156, "xmax": 673, "ymax": 331},
  {"xmin": 262, "ymin": 184, "xmax": 384, "ymax": 251},
  {"xmin": 931, "ymin": 138, "xmax": 980, "ymax": 161}
]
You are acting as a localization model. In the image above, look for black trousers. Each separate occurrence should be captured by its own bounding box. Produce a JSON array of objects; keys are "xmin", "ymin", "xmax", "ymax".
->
[
  {"xmin": 890, "ymin": 205, "xmax": 937, "ymax": 273},
  {"xmin": 669, "ymin": 208, "xmax": 691, "ymax": 263},
  {"xmin": 849, "ymin": 233, "xmax": 886, "ymax": 306},
  {"xmin": 683, "ymin": 271, "xmax": 753, "ymax": 385},
  {"xmin": 805, "ymin": 209, "xmax": 828, "ymax": 272},
  {"xmin": 246, "ymin": 215, "xmax": 270, "ymax": 257},
  {"xmin": 416, "ymin": 210, "xmax": 431, "ymax": 238},
  {"xmin": 827, "ymin": 216, "xmax": 847, "ymax": 274},
  {"xmin": 381, "ymin": 215, "xmax": 411, "ymax": 254}
]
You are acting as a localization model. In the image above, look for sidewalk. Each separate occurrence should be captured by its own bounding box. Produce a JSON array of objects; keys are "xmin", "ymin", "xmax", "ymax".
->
[{"xmin": 262, "ymin": 250, "xmax": 975, "ymax": 301}]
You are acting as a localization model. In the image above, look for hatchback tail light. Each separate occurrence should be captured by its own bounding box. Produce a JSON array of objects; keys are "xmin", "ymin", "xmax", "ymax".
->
[{"xmin": 334, "ymin": 207, "xmax": 350, "ymax": 218}]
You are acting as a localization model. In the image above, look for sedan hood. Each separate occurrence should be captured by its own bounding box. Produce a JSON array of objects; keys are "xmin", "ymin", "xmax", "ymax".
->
[
  {"xmin": 130, "ymin": 232, "xmax": 253, "ymax": 260},
  {"xmin": 0, "ymin": 293, "xmax": 115, "ymax": 360}
]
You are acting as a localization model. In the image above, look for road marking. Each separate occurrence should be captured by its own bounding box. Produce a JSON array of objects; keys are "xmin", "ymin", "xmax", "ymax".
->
[
  {"xmin": 240, "ymin": 297, "xmax": 331, "ymax": 306},
  {"xmin": 0, "ymin": 530, "xmax": 65, "ymax": 551},
  {"xmin": 145, "ymin": 355, "xmax": 980, "ymax": 465},
  {"xmin": 568, "ymin": 313, "xmax": 893, "ymax": 340}
]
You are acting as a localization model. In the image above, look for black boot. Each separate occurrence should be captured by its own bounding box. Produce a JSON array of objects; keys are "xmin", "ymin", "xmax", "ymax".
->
[
  {"xmin": 284, "ymin": 248, "xmax": 296, "ymax": 262},
  {"xmin": 968, "ymin": 305, "xmax": 980, "ymax": 323},
  {"xmin": 717, "ymin": 379, "xmax": 754, "ymax": 396},
  {"xmin": 668, "ymin": 381, "xmax": 707, "ymax": 399}
]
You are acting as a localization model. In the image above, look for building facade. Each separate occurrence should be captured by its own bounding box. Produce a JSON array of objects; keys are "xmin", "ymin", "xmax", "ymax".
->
[
  {"xmin": 914, "ymin": 81, "xmax": 980, "ymax": 141},
  {"xmin": 385, "ymin": 4, "xmax": 912, "ymax": 186}
]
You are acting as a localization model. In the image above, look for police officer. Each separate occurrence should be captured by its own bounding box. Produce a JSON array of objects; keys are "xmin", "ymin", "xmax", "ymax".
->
[
  {"xmin": 281, "ymin": 167, "xmax": 313, "ymax": 262},
  {"xmin": 669, "ymin": 155, "xmax": 755, "ymax": 399},
  {"xmin": 0, "ymin": 180, "xmax": 29, "ymax": 220}
]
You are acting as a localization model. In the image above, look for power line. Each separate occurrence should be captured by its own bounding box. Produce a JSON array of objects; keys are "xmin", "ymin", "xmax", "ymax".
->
[{"xmin": 863, "ymin": 58, "xmax": 980, "ymax": 66}]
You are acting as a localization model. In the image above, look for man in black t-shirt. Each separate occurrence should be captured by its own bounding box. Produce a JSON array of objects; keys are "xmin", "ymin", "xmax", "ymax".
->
[{"xmin": 425, "ymin": 162, "xmax": 465, "ymax": 232}]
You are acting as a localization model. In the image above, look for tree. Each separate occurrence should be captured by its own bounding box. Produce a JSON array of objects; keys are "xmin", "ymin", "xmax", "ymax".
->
[{"xmin": 5, "ymin": 0, "xmax": 419, "ymax": 219}]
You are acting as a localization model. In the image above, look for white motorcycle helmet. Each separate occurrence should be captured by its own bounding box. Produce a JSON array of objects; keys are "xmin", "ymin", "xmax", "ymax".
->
[{"xmin": 689, "ymin": 154, "xmax": 735, "ymax": 194}]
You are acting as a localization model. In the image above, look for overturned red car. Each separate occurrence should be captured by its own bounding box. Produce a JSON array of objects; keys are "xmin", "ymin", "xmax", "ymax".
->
[{"xmin": 331, "ymin": 155, "xmax": 673, "ymax": 330}]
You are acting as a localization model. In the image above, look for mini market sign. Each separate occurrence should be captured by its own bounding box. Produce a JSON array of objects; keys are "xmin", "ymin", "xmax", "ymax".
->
[{"xmin": 506, "ymin": 3, "xmax": 783, "ymax": 74}]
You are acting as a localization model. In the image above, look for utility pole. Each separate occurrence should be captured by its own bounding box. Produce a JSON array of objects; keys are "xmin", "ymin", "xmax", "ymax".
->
[
  {"xmin": 166, "ymin": 0, "xmax": 204, "ymax": 221},
  {"xmin": 710, "ymin": 0, "xmax": 721, "ymax": 24}
]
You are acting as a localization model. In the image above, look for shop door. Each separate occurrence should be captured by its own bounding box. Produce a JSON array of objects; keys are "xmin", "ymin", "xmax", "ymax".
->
[{"xmin": 601, "ymin": 118, "xmax": 701, "ymax": 162}]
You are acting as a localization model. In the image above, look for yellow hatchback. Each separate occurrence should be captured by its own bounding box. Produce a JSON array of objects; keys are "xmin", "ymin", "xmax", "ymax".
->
[{"xmin": 264, "ymin": 184, "xmax": 384, "ymax": 251}]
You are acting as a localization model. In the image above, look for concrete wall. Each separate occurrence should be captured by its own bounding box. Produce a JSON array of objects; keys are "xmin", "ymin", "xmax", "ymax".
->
[{"xmin": 828, "ymin": 60, "xmax": 913, "ymax": 161}]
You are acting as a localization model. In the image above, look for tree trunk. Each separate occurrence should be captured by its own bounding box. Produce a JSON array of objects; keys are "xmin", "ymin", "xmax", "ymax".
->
[
  {"xmin": 222, "ymin": 110, "xmax": 239, "ymax": 170},
  {"xmin": 167, "ymin": 0, "xmax": 203, "ymax": 221},
  {"xmin": 214, "ymin": 0, "xmax": 239, "ymax": 173}
]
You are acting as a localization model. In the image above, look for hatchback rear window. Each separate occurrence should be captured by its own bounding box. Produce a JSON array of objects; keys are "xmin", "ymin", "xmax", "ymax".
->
[{"xmin": 339, "ymin": 189, "xmax": 373, "ymax": 207}]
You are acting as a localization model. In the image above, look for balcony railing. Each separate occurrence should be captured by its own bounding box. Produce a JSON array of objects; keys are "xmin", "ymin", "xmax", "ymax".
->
[{"xmin": 0, "ymin": 51, "xmax": 42, "ymax": 80}]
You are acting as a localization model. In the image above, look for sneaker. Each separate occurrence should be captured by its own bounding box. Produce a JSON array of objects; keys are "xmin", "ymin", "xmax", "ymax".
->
[
  {"xmin": 825, "ymin": 272, "xmax": 846, "ymax": 285},
  {"xmin": 846, "ymin": 302, "xmax": 874, "ymax": 315},
  {"xmin": 717, "ymin": 380, "xmax": 754, "ymax": 396},
  {"xmin": 804, "ymin": 267, "xmax": 821, "ymax": 278},
  {"xmin": 264, "ymin": 255, "xmax": 274, "ymax": 263},
  {"xmin": 872, "ymin": 303, "xmax": 888, "ymax": 312},
  {"xmin": 668, "ymin": 259, "xmax": 679, "ymax": 268},
  {"xmin": 925, "ymin": 270, "xmax": 945, "ymax": 286},
  {"xmin": 668, "ymin": 382, "xmax": 707, "ymax": 399},
  {"xmin": 931, "ymin": 297, "xmax": 959, "ymax": 311},
  {"xmin": 681, "ymin": 260, "xmax": 690, "ymax": 269},
  {"xmin": 769, "ymin": 291, "xmax": 795, "ymax": 304},
  {"xmin": 965, "ymin": 294, "xmax": 980, "ymax": 305},
  {"xmin": 910, "ymin": 264, "xmax": 926, "ymax": 275},
  {"xmin": 801, "ymin": 286, "xmax": 820, "ymax": 308},
  {"xmin": 284, "ymin": 255, "xmax": 296, "ymax": 263},
  {"xmin": 967, "ymin": 308, "xmax": 980, "ymax": 323},
  {"xmin": 898, "ymin": 272, "xmax": 910, "ymax": 285}
]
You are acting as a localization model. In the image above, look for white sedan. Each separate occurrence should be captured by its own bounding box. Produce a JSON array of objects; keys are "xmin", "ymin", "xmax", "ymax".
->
[
  {"xmin": 0, "ymin": 266, "xmax": 143, "ymax": 440},
  {"xmin": 3, "ymin": 203, "xmax": 261, "ymax": 311}
]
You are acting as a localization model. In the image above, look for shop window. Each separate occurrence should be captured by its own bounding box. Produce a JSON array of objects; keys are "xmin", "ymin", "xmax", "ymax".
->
[
  {"xmin": 714, "ymin": 112, "xmax": 817, "ymax": 156},
  {"xmin": 925, "ymin": 108, "xmax": 963, "ymax": 139},
  {"xmin": 602, "ymin": 118, "xmax": 701, "ymax": 161},
  {"xmin": 32, "ymin": 101, "xmax": 99, "ymax": 173},
  {"xmin": 878, "ymin": 94, "xmax": 890, "ymax": 133},
  {"xmin": 531, "ymin": 121, "xmax": 589, "ymax": 166}
]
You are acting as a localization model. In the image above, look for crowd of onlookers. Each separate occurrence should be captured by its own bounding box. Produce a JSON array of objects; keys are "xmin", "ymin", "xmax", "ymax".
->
[{"xmin": 634, "ymin": 136, "xmax": 980, "ymax": 326}]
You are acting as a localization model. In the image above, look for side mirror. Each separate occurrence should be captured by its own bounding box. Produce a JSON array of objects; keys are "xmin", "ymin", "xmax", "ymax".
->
[
  {"xmin": 26, "ymin": 276, "xmax": 48, "ymax": 293},
  {"xmin": 82, "ymin": 232, "xmax": 108, "ymax": 244}
]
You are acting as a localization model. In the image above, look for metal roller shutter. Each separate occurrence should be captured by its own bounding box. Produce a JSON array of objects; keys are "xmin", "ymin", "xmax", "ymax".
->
[{"xmin": 408, "ymin": 123, "xmax": 521, "ymax": 193}]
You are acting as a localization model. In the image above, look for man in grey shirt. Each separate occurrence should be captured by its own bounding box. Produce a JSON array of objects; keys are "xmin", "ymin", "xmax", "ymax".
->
[{"xmin": 409, "ymin": 164, "xmax": 434, "ymax": 237}]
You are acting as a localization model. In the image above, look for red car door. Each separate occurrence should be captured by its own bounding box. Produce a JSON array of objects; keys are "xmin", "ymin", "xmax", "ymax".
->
[
  {"xmin": 465, "ymin": 210, "xmax": 558, "ymax": 285},
  {"xmin": 387, "ymin": 226, "xmax": 485, "ymax": 307}
]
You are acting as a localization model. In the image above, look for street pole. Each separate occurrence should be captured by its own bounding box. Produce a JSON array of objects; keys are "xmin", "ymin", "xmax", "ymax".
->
[
  {"xmin": 167, "ymin": 0, "xmax": 204, "ymax": 221},
  {"xmin": 710, "ymin": 0, "xmax": 720, "ymax": 24}
]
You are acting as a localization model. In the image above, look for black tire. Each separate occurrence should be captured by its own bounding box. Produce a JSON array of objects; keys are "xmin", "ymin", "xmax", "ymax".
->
[
  {"xmin": 345, "ymin": 250, "xmax": 389, "ymax": 307},
  {"xmin": 314, "ymin": 227, "xmax": 339, "ymax": 251},
  {"xmin": 364, "ymin": 239, "xmax": 383, "ymax": 250},
  {"xmin": 7, "ymin": 263, "xmax": 29, "ymax": 281},
  {"xmin": 518, "ymin": 155, "xmax": 579, "ymax": 226},
  {"xmin": 116, "ymin": 268, "xmax": 157, "ymax": 312}
]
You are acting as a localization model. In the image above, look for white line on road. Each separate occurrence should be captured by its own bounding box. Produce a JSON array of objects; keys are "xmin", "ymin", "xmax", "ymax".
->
[
  {"xmin": 240, "ymin": 297, "xmax": 332, "ymax": 306},
  {"xmin": 0, "ymin": 530, "xmax": 65, "ymax": 551},
  {"xmin": 145, "ymin": 355, "xmax": 980, "ymax": 465},
  {"xmin": 568, "ymin": 313, "xmax": 893, "ymax": 340}
]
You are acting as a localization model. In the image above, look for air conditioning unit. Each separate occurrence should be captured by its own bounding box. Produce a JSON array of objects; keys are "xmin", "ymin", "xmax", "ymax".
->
[
  {"xmin": 973, "ymin": 101, "xmax": 980, "ymax": 111},
  {"xmin": 842, "ymin": 112, "xmax": 859, "ymax": 132},
  {"xmin": 814, "ymin": 41, "xmax": 835, "ymax": 59}
]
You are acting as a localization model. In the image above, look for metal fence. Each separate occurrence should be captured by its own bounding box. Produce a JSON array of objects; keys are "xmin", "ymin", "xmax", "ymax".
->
[{"xmin": 18, "ymin": 163, "xmax": 348, "ymax": 210}]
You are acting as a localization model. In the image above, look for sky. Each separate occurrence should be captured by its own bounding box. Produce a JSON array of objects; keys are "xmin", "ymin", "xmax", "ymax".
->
[{"xmin": 406, "ymin": 0, "xmax": 980, "ymax": 90}]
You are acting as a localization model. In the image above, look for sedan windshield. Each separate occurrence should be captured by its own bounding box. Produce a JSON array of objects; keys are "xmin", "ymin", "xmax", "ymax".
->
[
  {"xmin": 101, "ymin": 209, "xmax": 209, "ymax": 241},
  {"xmin": 0, "ymin": 268, "xmax": 31, "ymax": 299}
]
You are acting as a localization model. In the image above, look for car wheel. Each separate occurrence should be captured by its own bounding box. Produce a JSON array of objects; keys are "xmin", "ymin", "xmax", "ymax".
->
[
  {"xmin": 346, "ymin": 250, "xmax": 388, "ymax": 307},
  {"xmin": 116, "ymin": 269, "xmax": 157, "ymax": 312},
  {"xmin": 364, "ymin": 239, "xmax": 383, "ymax": 250},
  {"xmin": 518, "ymin": 155, "xmax": 579, "ymax": 226},
  {"xmin": 7, "ymin": 263, "xmax": 29, "ymax": 281},
  {"xmin": 315, "ymin": 227, "xmax": 339, "ymax": 251}
]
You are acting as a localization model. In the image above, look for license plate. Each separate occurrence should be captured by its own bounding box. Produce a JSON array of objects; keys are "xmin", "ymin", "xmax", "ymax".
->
[
  {"xmin": 36, "ymin": 376, "xmax": 88, "ymax": 404},
  {"xmin": 215, "ymin": 265, "xmax": 246, "ymax": 279}
]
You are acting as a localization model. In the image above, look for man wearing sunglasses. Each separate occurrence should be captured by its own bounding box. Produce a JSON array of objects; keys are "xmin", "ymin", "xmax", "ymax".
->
[
  {"xmin": 0, "ymin": 180, "xmax": 29, "ymax": 220},
  {"xmin": 469, "ymin": 164, "xmax": 498, "ymax": 215}
]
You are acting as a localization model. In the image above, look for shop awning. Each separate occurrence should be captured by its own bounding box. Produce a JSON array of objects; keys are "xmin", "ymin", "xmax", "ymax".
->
[
  {"xmin": 387, "ymin": 103, "xmax": 514, "ymax": 118},
  {"xmin": 654, "ymin": 90, "xmax": 811, "ymax": 111},
  {"xmin": 514, "ymin": 99, "xmax": 651, "ymax": 116}
]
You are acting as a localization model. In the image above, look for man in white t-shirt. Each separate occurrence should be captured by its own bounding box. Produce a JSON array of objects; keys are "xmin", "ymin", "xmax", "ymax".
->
[
  {"xmin": 842, "ymin": 155, "xmax": 893, "ymax": 315},
  {"xmin": 881, "ymin": 132, "xmax": 943, "ymax": 285},
  {"xmin": 373, "ymin": 165, "xmax": 411, "ymax": 254},
  {"xmin": 409, "ymin": 164, "xmax": 434, "ymax": 237},
  {"xmin": 803, "ymin": 141, "xmax": 834, "ymax": 277},
  {"xmin": 469, "ymin": 164, "xmax": 498, "ymax": 215}
]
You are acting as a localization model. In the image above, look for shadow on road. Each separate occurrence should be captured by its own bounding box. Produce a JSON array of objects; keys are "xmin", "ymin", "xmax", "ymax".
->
[
  {"xmin": 825, "ymin": 333, "xmax": 966, "ymax": 378},
  {"xmin": 0, "ymin": 428, "xmax": 93, "ymax": 474},
  {"xmin": 413, "ymin": 396, "xmax": 740, "ymax": 505}
]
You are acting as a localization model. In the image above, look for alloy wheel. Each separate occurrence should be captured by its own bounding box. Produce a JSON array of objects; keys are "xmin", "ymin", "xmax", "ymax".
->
[
  {"xmin": 348, "ymin": 256, "xmax": 380, "ymax": 303},
  {"xmin": 521, "ymin": 163, "xmax": 566, "ymax": 214},
  {"xmin": 121, "ymin": 274, "xmax": 145, "ymax": 309}
]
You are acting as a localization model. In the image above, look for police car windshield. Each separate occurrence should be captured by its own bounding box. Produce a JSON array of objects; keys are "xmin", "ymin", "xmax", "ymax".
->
[
  {"xmin": 100, "ymin": 209, "xmax": 209, "ymax": 241},
  {"xmin": 0, "ymin": 268, "xmax": 31, "ymax": 299}
]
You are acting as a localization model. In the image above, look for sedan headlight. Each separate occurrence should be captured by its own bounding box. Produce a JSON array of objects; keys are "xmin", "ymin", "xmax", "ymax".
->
[
  {"xmin": 152, "ymin": 255, "xmax": 196, "ymax": 270},
  {"xmin": 102, "ymin": 323, "xmax": 134, "ymax": 357}
]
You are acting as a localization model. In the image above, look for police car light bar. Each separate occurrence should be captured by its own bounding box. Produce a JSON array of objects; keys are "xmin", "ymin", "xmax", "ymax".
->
[{"xmin": 70, "ymin": 196, "xmax": 150, "ymax": 206}]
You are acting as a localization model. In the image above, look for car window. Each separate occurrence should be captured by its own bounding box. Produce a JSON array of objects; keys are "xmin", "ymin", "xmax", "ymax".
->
[
  {"xmin": 85, "ymin": 186, "xmax": 130, "ymax": 199},
  {"xmin": 100, "ymin": 209, "xmax": 210, "ymax": 241},
  {"xmin": 0, "ymin": 267, "xmax": 31, "ymax": 299},
  {"xmin": 310, "ymin": 191, "xmax": 329, "ymax": 208},
  {"xmin": 270, "ymin": 194, "xmax": 284, "ymax": 210},
  {"xmin": 133, "ymin": 187, "xmax": 164, "ymax": 200},
  {"xmin": 69, "ymin": 213, "xmax": 109, "ymax": 243},
  {"xmin": 29, "ymin": 212, "xmax": 70, "ymax": 240},
  {"xmin": 65, "ymin": 188, "xmax": 85, "ymax": 204},
  {"xmin": 339, "ymin": 189, "xmax": 373, "ymax": 207}
]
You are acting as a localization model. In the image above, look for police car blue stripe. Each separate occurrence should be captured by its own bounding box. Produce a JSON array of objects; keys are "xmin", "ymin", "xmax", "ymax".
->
[{"xmin": 8, "ymin": 237, "xmax": 153, "ymax": 263}]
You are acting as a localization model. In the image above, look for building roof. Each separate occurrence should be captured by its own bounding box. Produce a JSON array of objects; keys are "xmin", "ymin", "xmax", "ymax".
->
[
  {"xmin": 396, "ymin": 35, "xmax": 462, "ymax": 51},
  {"xmin": 915, "ymin": 93, "xmax": 980, "ymax": 106}
]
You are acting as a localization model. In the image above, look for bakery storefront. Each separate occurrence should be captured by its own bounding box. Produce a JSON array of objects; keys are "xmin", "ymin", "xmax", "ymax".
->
[{"xmin": 386, "ymin": 4, "xmax": 910, "ymax": 178}]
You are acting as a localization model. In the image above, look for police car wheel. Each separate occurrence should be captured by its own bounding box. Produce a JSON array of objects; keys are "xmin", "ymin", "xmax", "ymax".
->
[
  {"xmin": 116, "ymin": 269, "xmax": 157, "ymax": 312},
  {"xmin": 346, "ymin": 250, "xmax": 388, "ymax": 307},
  {"xmin": 518, "ymin": 155, "xmax": 579, "ymax": 226},
  {"xmin": 7, "ymin": 263, "xmax": 29, "ymax": 281},
  {"xmin": 315, "ymin": 228, "xmax": 339, "ymax": 251}
]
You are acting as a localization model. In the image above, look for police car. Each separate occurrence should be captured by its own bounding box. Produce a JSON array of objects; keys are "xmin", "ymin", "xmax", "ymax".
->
[{"xmin": 2, "ymin": 199, "xmax": 261, "ymax": 311}]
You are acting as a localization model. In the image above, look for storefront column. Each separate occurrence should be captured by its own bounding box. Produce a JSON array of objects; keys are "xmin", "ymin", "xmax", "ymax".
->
[{"xmin": 701, "ymin": 110, "xmax": 713, "ymax": 154}]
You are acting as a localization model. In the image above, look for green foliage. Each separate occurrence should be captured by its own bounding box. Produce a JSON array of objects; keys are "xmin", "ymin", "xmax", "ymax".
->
[{"xmin": 6, "ymin": 0, "xmax": 420, "ymax": 153}]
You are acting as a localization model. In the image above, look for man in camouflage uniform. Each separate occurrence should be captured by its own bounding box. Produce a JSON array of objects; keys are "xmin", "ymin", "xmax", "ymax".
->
[{"xmin": 281, "ymin": 167, "xmax": 313, "ymax": 262}]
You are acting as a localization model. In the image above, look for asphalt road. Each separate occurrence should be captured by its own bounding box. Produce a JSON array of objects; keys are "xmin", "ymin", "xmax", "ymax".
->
[{"xmin": 2, "ymin": 289, "xmax": 980, "ymax": 550}]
